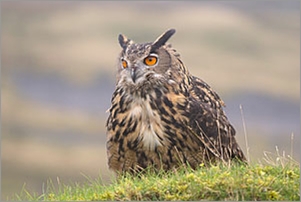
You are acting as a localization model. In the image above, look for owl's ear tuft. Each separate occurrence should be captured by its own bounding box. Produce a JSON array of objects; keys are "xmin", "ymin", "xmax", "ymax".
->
[
  {"xmin": 151, "ymin": 29, "xmax": 176, "ymax": 52},
  {"xmin": 118, "ymin": 34, "xmax": 133, "ymax": 50}
]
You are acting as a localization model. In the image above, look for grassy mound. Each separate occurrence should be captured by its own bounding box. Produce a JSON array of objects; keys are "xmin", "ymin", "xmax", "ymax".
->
[{"xmin": 15, "ymin": 160, "xmax": 299, "ymax": 201}]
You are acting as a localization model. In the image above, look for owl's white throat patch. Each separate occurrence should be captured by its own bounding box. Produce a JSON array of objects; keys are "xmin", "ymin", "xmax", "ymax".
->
[{"xmin": 130, "ymin": 99, "xmax": 163, "ymax": 150}]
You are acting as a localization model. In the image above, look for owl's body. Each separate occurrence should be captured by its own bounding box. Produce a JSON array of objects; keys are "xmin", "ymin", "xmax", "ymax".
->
[{"xmin": 106, "ymin": 29, "xmax": 246, "ymax": 173}]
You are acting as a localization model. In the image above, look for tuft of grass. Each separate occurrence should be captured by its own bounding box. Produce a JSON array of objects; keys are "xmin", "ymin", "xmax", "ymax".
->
[{"xmin": 14, "ymin": 159, "xmax": 299, "ymax": 201}]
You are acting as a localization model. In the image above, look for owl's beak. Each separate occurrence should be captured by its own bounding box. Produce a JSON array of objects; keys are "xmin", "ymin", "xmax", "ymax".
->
[{"xmin": 131, "ymin": 67, "xmax": 137, "ymax": 83}]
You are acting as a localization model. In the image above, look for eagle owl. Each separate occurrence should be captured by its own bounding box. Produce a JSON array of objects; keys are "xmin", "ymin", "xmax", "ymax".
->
[{"xmin": 106, "ymin": 29, "xmax": 246, "ymax": 173}]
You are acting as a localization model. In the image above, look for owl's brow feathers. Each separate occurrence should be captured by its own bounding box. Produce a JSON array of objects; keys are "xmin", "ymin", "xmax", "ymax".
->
[
  {"xmin": 118, "ymin": 29, "xmax": 176, "ymax": 52},
  {"xmin": 150, "ymin": 29, "xmax": 176, "ymax": 52}
]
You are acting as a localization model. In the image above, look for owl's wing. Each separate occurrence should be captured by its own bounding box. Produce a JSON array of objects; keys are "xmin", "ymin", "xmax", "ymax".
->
[{"xmin": 185, "ymin": 76, "xmax": 246, "ymax": 163}]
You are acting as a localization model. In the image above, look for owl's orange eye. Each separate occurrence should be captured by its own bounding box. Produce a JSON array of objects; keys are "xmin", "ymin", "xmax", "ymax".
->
[
  {"xmin": 121, "ymin": 59, "xmax": 128, "ymax": 69},
  {"xmin": 144, "ymin": 55, "xmax": 158, "ymax": 66}
]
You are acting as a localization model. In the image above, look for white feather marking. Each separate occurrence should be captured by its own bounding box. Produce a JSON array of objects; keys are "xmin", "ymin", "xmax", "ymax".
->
[
  {"xmin": 131, "ymin": 98, "xmax": 163, "ymax": 150},
  {"xmin": 141, "ymin": 125, "xmax": 162, "ymax": 150},
  {"xmin": 130, "ymin": 105, "xmax": 142, "ymax": 117}
]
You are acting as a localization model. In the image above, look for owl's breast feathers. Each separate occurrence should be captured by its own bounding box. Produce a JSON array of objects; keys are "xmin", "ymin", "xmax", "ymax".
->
[{"xmin": 106, "ymin": 71, "xmax": 246, "ymax": 173}]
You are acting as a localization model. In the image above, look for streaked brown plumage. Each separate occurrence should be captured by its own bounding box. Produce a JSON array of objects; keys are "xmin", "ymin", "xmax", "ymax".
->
[{"xmin": 106, "ymin": 29, "xmax": 246, "ymax": 173}]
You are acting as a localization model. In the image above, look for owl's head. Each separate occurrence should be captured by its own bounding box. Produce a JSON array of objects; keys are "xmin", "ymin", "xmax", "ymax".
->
[{"xmin": 117, "ymin": 29, "xmax": 180, "ymax": 85}]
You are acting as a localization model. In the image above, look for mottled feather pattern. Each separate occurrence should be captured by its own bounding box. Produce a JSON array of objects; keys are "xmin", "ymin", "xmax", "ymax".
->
[{"xmin": 106, "ymin": 29, "xmax": 246, "ymax": 173}]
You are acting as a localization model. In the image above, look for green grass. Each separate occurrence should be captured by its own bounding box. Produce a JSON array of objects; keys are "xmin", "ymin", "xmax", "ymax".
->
[{"xmin": 15, "ymin": 157, "xmax": 299, "ymax": 201}]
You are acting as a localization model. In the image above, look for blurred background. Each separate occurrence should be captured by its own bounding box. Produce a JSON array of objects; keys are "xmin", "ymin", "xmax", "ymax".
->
[{"xmin": 1, "ymin": 1, "xmax": 300, "ymax": 200}]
